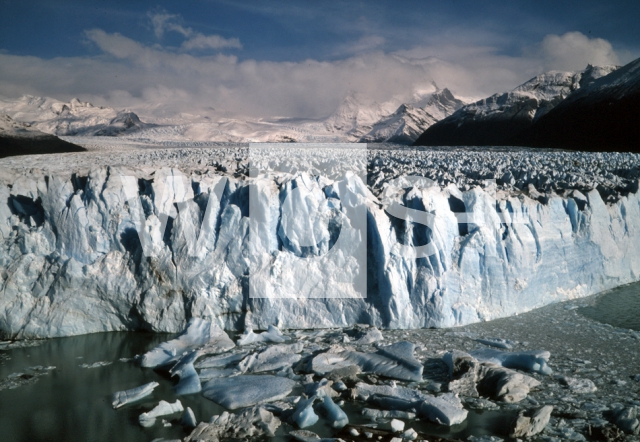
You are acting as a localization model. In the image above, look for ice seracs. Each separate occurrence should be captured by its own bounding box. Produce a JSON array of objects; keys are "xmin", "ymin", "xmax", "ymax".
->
[{"xmin": 2, "ymin": 147, "xmax": 640, "ymax": 338}]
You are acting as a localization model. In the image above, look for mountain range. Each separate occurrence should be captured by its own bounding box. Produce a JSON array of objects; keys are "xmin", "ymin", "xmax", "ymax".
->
[
  {"xmin": 414, "ymin": 57, "xmax": 640, "ymax": 152},
  {"xmin": 0, "ymin": 113, "xmax": 85, "ymax": 158},
  {"xmin": 2, "ymin": 56, "xmax": 639, "ymax": 154},
  {"xmin": 0, "ymin": 88, "xmax": 465, "ymax": 146},
  {"xmin": 414, "ymin": 64, "xmax": 619, "ymax": 147}
]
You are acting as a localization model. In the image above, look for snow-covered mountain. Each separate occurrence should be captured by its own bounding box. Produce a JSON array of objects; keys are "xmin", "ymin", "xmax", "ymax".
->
[
  {"xmin": 414, "ymin": 64, "xmax": 619, "ymax": 146},
  {"xmin": 0, "ymin": 88, "xmax": 467, "ymax": 145},
  {"xmin": 518, "ymin": 57, "xmax": 640, "ymax": 151},
  {"xmin": 0, "ymin": 113, "xmax": 85, "ymax": 158},
  {"xmin": 360, "ymin": 88, "xmax": 464, "ymax": 143},
  {"xmin": 0, "ymin": 95, "xmax": 149, "ymax": 137}
]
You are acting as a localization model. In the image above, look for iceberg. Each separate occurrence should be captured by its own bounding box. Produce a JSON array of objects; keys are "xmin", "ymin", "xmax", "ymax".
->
[
  {"xmin": 141, "ymin": 318, "xmax": 234, "ymax": 368},
  {"xmin": 201, "ymin": 375, "xmax": 296, "ymax": 409},
  {"xmin": 419, "ymin": 393, "xmax": 468, "ymax": 426},
  {"xmin": 290, "ymin": 395, "xmax": 319, "ymax": 429},
  {"xmin": 170, "ymin": 351, "xmax": 201, "ymax": 395},
  {"xmin": 319, "ymin": 395, "xmax": 348, "ymax": 428},
  {"xmin": 111, "ymin": 381, "xmax": 159, "ymax": 409},
  {"xmin": 470, "ymin": 348, "xmax": 552, "ymax": 375},
  {"xmin": 310, "ymin": 341, "xmax": 423, "ymax": 382},
  {"xmin": 181, "ymin": 407, "xmax": 197, "ymax": 428},
  {"xmin": 238, "ymin": 343, "xmax": 303, "ymax": 373},
  {"xmin": 185, "ymin": 406, "xmax": 281, "ymax": 440},
  {"xmin": 138, "ymin": 400, "xmax": 184, "ymax": 427},
  {"xmin": 237, "ymin": 326, "xmax": 290, "ymax": 346},
  {"xmin": 195, "ymin": 351, "xmax": 249, "ymax": 369}
]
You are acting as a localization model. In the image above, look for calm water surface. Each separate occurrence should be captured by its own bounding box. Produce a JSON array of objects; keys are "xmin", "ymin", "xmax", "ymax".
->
[{"xmin": 579, "ymin": 281, "xmax": 640, "ymax": 330}]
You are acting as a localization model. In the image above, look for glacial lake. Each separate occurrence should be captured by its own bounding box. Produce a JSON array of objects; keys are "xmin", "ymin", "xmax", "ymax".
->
[
  {"xmin": 579, "ymin": 281, "xmax": 640, "ymax": 331},
  {"xmin": 0, "ymin": 331, "xmax": 515, "ymax": 442}
]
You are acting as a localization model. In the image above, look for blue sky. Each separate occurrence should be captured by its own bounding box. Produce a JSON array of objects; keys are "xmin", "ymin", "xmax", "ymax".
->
[{"xmin": 0, "ymin": 0, "xmax": 637, "ymax": 119}]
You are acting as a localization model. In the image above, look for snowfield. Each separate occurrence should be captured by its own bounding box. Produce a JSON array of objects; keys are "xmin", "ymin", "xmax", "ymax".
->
[{"xmin": 1, "ymin": 144, "xmax": 639, "ymax": 338}]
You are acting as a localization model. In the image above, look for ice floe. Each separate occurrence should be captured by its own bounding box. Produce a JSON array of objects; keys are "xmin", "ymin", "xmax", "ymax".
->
[
  {"xmin": 141, "ymin": 318, "xmax": 234, "ymax": 368},
  {"xmin": 139, "ymin": 400, "xmax": 184, "ymax": 427},
  {"xmin": 111, "ymin": 381, "xmax": 159, "ymax": 409},
  {"xmin": 201, "ymin": 375, "xmax": 296, "ymax": 409}
]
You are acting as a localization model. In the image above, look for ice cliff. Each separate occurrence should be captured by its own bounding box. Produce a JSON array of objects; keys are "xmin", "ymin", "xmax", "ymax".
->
[{"xmin": 1, "ymin": 147, "xmax": 640, "ymax": 338}]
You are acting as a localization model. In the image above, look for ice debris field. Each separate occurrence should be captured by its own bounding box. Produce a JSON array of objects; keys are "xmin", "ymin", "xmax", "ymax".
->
[{"xmin": 110, "ymin": 317, "xmax": 558, "ymax": 440}]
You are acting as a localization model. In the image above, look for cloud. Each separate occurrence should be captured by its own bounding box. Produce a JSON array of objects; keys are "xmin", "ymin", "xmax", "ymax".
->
[
  {"xmin": 181, "ymin": 34, "xmax": 242, "ymax": 51},
  {"xmin": 147, "ymin": 9, "xmax": 242, "ymax": 51},
  {"xmin": 0, "ymin": 30, "xmax": 625, "ymax": 122},
  {"xmin": 532, "ymin": 31, "xmax": 620, "ymax": 71},
  {"xmin": 333, "ymin": 35, "xmax": 386, "ymax": 57}
]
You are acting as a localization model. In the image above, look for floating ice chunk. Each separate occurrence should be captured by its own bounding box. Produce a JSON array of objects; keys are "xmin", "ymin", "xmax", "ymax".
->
[
  {"xmin": 195, "ymin": 351, "xmax": 249, "ymax": 369},
  {"xmin": 442, "ymin": 350, "xmax": 481, "ymax": 397},
  {"xmin": 141, "ymin": 318, "xmax": 234, "ymax": 368},
  {"xmin": 309, "ymin": 352, "xmax": 356, "ymax": 375},
  {"xmin": 510, "ymin": 405, "xmax": 553, "ymax": 437},
  {"xmin": 198, "ymin": 368, "xmax": 242, "ymax": 380},
  {"xmin": 320, "ymin": 395, "xmax": 348, "ymax": 428},
  {"xmin": 477, "ymin": 363, "xmax": 541, "ymax": 403},
  {"xmin": 111, "ymin": 382, "xmax": 160, "ymax": 409},
  {"xmin": 181, "ymin": 407, "xmax": 197, "ymax": 428},
  {"xmin": 470, "ymin": 348, "xmax": 552, "ymax": 375},
  {"xmin": 353, "ymin": 327, "xmax": 383, "ymax": 345},
  {"xmin": 238, "ymin": 343, "xmax": 303, "ymax": 373},
  {"xmin": 558, "ymin": 376, "xmax": 597, "ymax": 393},
  {"xmin": 237, "ymin": 325, "xmax": 290, "ymax": 346},
  {"xmin": 79, "ymin": 361, "xmax": 112, "ymax": 369},
  {"xmin": 201, "ymin": 375, "xmax": 296, "ymax": 409},
  {"xmin": 306, "ymin": 378, "xmax": 339, "ymax": 398},
  {"xmin": 185, "ymin": 406, "xmax": 281, "ymax": 440},
  {"xmin": 333, "ymin": 381, "xmax": 348, "ymax": 392},
  {"xmin": 475, "ymin": 338, "xmax": 514, "ymax": 349},
  {"xmin": 170, "ymin": 351, "xmax": 201, "ymax": 395},
  {"xmin": 290, "ymin": 395, "xmax": 319, "ymax": 428},
  {"xmin": 362, "ymin": 408, "xmax": 416, "ymax": 420},
  {"xmin": 139, "ymin": 400, "xmax": 184, "ymax": 427},
  {"xmin": 401, "ymin": 428, "xmax": 418, "ymax": 440},
  {"xmin": 289, "ymin": 429, "xmax": 344, "ymax": 442},
  {"xmin": 419, "ymin": 393, "xmax": 468, "ymax": 426},
  {"xmin": 355, "ymin": 382, "xmax": 429, "ymax": 403},
  {"xmin": 374, "ymin": 341, "xmax": 423, "ymax": 380},
  {"xmin": 389, "ymin": 418, "xmax": 405, "ymax": 432},
  {"xmin": 311, "ymin": 341, "xmax": 423, "ymax": 382}
]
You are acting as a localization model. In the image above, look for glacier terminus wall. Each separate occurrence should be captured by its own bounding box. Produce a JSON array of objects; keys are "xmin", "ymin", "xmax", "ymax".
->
[{"xmin": 1, "ymin": 145, "xmax": 640, "ymax": 339}]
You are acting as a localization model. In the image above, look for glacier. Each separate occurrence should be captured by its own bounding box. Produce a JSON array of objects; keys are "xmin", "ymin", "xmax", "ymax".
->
[{"xmin": 1, "ymin": 146, "xmax": 640, "ymax": 338}]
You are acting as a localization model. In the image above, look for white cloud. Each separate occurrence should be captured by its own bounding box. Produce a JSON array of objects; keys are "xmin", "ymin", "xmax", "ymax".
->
[
  {"xmin": 147, "ymin": 9, "xmax": 242, "ymax": 51},
  {"xmin": 532, "ymin": 31, "xmax": 620, "ymax": 71},
  {"xmin": 181, "ymin": 34, "xmax": 242, "ymax": 51},
  {"xmin": 0, "ymin": 30, "xmax": 625, "ymax": 121}
]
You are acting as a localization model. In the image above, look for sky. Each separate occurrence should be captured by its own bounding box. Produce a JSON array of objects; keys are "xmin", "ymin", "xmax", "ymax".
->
[{"xmin": 0, "ymin": 0, "xmax": 638, "ymax": 120}]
